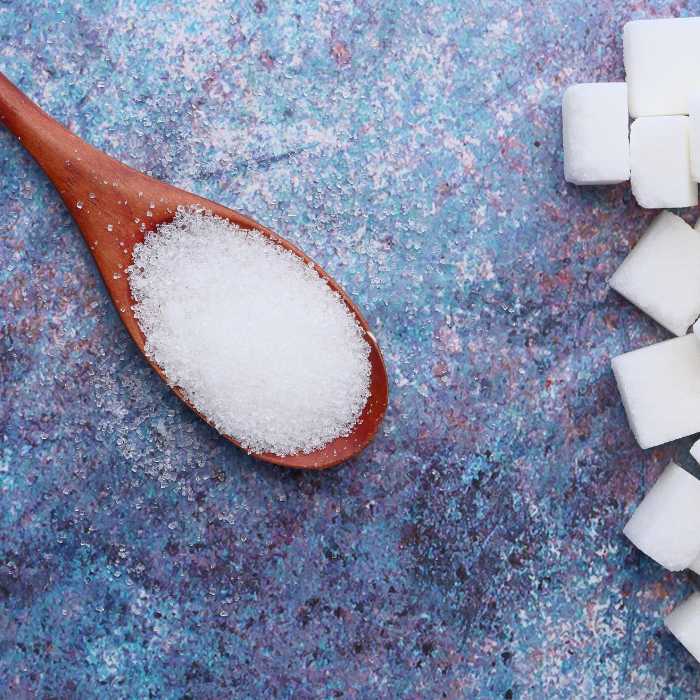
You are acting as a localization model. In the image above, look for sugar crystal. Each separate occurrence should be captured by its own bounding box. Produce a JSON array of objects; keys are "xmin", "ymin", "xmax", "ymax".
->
[{"xmin": 127, "ymin": 208, "xmax": 372, "ymax": 456}]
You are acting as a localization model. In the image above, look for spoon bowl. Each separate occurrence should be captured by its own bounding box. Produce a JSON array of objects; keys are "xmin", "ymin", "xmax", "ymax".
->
[{"xmin": 0, "ymin": 71, "xmax": 388, "ymax": 469}]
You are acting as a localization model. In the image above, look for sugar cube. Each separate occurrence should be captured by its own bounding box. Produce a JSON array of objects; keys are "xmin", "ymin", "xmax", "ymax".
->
[
  {"xmin": 689, "ymin": 93, "xmax": 700, "ymax": 181},
  {"xmin": 624, "ymin": 18, "xmax": 700, "ymax": 117},
  {"xmin": 562, "ymin": 83, "xmax": 630, "ymax": 185},
  {"xmin": 687, "ymin": 440, "xmax": 700, "ymax": 574},
  {"xmin": 630, "ymin": 116, "xmax": 697, "ymax": 208},
  {"xmin": 689, "ymin": 553, "xmax": 700, "ymax": 575},
  {"xmin": 665, "ymin": 593, "xmax": 700, "ymax": 663},
  {"xmin": 690, "ymin": 544, "xmax": 700, "ymax": 576},
  {"xmin": 692, "ymin": 438, "xmax": 700, "ymax": 467},
  {"xmin": 611, "ymin": 334, "xmax": 700, "ymax": 449},
  {"xmin": 623, "ymin": 462, "xmax": 700, "ymax": 571},
  {"xmin": 610, "ymin": 211, "xmax": 700, "ymax": 336}
]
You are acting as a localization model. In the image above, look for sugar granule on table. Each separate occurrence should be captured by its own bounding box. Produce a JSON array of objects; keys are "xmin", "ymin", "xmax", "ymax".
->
[{"xmin": 127, "ymin": 207, "xmax": 372, "ymax": 456}]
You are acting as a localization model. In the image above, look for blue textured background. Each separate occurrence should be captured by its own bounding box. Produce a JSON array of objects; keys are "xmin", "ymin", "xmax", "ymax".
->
[{"xmin": 2, "ymin": 1, "xmax": 700, "ymax": 697}]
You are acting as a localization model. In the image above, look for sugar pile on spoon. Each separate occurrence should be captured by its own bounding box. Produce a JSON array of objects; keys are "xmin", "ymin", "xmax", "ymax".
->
[{"xmin": 127, "ymin": 207, "xmax": 371, "ymax": 456}]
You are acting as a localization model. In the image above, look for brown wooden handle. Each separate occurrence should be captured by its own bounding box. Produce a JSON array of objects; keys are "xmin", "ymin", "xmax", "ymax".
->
[{"xmin": 0, "ymin": 70, "xmax": 99, "ymax": 185}]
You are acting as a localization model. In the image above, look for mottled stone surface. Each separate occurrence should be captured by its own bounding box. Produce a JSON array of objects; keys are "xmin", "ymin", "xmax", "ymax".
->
[{"xmin": 2, "ymin": 1, "xmax": 700, "ymax": 698}]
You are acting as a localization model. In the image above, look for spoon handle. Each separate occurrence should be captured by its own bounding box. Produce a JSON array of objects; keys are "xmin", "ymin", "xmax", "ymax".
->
[
  {"xmin": 0, "ymin": 70, "xmax": 154, "ymax": 230},
  {"xmin": 0, "ymin": 71, "xmax": 90, "ymax": 182}
]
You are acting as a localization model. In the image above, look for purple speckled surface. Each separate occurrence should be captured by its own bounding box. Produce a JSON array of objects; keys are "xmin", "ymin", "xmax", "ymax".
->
[{"xmin": 2, "ymin": 1, "xmax": 700, "ymax": 698}]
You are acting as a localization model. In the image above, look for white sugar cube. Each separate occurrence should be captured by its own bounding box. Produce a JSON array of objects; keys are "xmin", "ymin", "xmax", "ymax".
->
[
  {"xmin": 624, "ymin": 18, "xmax": 700, "ymax": 117},
  {"xmin": 612, "ymin": 334, "xmax": 700, "ymax": 448},
  {"xmin": 630, "ymin": 117, "xmax": 697, "ymax": 208},
  {"xmin": 665, "ymin": 593, "xmax": 700, "ymax": 663},
  {"xmin": 689, "ymin": 553, "xmax": 700, "ymax": 575},
  {"xmin": 692, "ymin": 438, "xmax": 700, "ymax": 466},
  {"xmin": 690, "ymin": 547, "xmax": 700, "ymax": 575},
  {"xmin": 687, "ymin": 440, "xmax": 700, "ymax": 574},
  {"xmin": 623, "ymin": 462, "xmax": 700, "ymax": 571},
  {"xmin": 562, "ymin": 83, "xmax": 630, "ymax": 185},
  {"xmin": 689, "ymin": 93, "xmax": 700, "ymax": 181},
  {"xmin": 610, "ymin": 211, "xmax": 700, "ymax": 336}
]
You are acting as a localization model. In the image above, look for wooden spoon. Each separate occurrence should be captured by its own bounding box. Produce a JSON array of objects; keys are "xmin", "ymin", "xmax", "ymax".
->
[{"xmin": 0, "ymin": 70, "xmax": 388, "ymax": 469}]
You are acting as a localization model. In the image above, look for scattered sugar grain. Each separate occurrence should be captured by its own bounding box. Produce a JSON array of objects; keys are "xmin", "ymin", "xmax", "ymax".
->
[{"xmin": 127, "ymin": 208, "xmax": 371, "ymax": 456}]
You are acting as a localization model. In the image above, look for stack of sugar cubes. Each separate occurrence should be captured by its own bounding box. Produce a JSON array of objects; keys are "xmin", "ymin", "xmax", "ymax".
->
[
  {"xmin": 564, "ymin": 17, "xmax": 700, "ymax": 206},
  {"xmin": 622, "ymin": 461, "xmax": 700, "ymax": 664},
  {"xmin": 564, "ymin": 16, "xmax": 700, "ymax": 666}
]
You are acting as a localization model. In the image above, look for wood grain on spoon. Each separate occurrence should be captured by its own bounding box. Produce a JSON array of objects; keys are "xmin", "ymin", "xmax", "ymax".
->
[{"xmin": 0, "ymin": 70, "xmax": 388, "ymax": 469}]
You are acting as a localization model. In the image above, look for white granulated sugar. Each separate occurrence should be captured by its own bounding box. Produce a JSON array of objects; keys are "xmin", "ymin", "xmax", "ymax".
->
[{"xmin": 127, "ymin": 208, "xmax": 371, "ymax": 456}]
